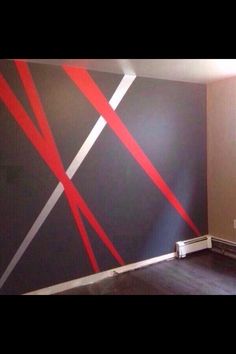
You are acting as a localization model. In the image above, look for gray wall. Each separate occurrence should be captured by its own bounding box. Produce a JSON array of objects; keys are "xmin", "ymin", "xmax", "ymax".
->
[{"xmin": 0, "ymin": 60, "xmax": 208, "ymax": 294}]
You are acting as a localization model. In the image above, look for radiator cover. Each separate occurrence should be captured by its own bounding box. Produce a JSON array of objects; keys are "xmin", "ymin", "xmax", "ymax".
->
[{"xmin": 176, "ymin": 235, "xmax": 212, "ymax": 258}]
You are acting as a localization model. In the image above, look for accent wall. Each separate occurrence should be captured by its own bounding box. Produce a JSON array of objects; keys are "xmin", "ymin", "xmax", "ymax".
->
[{"xmin": 0, "ymin": 60, "xmax": 208, "ymax": 294}]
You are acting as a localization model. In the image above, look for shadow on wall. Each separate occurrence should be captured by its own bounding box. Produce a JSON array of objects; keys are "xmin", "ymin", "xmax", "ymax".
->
[{"xmin": 139, "ymin": 165, "xmax": 199, "ymax": 259}]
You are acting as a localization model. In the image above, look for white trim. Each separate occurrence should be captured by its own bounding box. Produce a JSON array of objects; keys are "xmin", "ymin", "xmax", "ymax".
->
[
  {"xmin": 0, "ymin": 74, "xmax": 136, "ymax": 290},
  {"xmin": 22, "ymin": 234, "xmax": 236, "ymax": 295},
  {"xmin": 210, "ymin": 235, "xmax": 236, "ymax": 246},
  {"xmin": 24, "ymin": 252, "xmax": 176, "ymax": 295}
]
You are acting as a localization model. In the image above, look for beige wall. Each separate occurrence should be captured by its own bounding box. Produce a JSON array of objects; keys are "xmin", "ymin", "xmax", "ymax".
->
[{"xmin": 207, "ymin": 77, "xmax": 236, "ymax": 241}]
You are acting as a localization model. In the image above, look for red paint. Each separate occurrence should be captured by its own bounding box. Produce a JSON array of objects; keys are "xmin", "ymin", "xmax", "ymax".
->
[
  {"xmin": 63, "ymin": 66, "xmax": 201, "ymax": 236},
  {"xmin": 0, "ymin": 67, "xmax": 125, "ymax": 272}
]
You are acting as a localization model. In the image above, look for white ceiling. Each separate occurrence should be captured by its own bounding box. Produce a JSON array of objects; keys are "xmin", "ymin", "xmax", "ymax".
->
[{"xmin": 19, "ymin": 59, "xmax": 236, "ymax": 84}]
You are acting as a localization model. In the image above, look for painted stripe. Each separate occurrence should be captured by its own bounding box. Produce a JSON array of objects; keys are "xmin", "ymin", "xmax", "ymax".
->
[
  {"xmin": 1, "ymin": 72, "xmax": 122, "ymax": 273},
  {"xmin": 0, "ymin": 74, "xmax": 135, "ymax": 289},
  {"xmin": 0, "ymin": 74, "xmax": 102, "ymax": 273},
  {"xmin": 13, "ymin": 61, "xmax": 100, "ymax": 273},
  {"xmin": 14, "ymin": 61, "xmax": 66, "ymax": 173},
  {"xmin": 63, "ymin": 66, "xmax": 201, "ymax": 237},
  {"xmin": 1, "ymin": 70, "xmax": 134, "ymax": 272}
]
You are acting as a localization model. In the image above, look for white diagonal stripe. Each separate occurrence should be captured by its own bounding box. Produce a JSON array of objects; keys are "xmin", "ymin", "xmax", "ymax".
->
[{"xmin": 0, "ymin": 74, "xmax": 136, "ymax": 289}]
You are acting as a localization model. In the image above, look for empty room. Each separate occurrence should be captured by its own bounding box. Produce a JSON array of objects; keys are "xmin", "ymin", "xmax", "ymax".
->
[{"xmin": 0, "ymin": 59, "xmax": 235, "ymax": 295}]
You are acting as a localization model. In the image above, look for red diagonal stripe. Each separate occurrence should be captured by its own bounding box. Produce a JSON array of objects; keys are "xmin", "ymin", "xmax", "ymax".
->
[
  {"xmin": 0, "ymin": 72, "xmax": 99, "ymax": 273},
  {"xmin": 14, "ymin": 60, "xmax": 63, "ymax": 170},
  {"xmin": 63, "ymin": 66, "xmax": 201, "ymax": 237},
  {"xmin": 64, "ymin": 186, "xmax": 100, "ymax": 272},
  {"xmin": 14, "ymin": 61, "xmax": 101, "ymax": 272},
  {"xmin": 0, "ymin": 74, "xmax": 52, "ymax": 163},
  {"xmin": 0, "ymin": 72, "xmax": 125, "ymax": 272}
]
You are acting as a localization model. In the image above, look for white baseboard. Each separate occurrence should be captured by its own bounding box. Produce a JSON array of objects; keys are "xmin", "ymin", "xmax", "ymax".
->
[
  {"xmin": 24, "ymin": 252, "xmax": 176, "ymax": 295},
  {"xmin": 210, "ymin": 235, "xmax": 236, "ymax": 246},
  {"xmin": 23, "ymin": 234, "xmax": 236, "ymax": 295}
]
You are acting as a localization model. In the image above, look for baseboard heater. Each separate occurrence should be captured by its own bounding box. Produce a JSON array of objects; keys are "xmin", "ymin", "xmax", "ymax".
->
[
  {"xmin": 176, "ymin": 235, "xmax": 212, "ymax": 258},
  {"xmin": 211, "ymin": 236, "xmax": 236, "ymax": 259}
]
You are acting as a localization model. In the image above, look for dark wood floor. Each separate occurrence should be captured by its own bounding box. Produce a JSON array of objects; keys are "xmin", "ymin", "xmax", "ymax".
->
[{"xmin": 58, "ymin": 250, "xmax": 236, "ymax": 295}]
